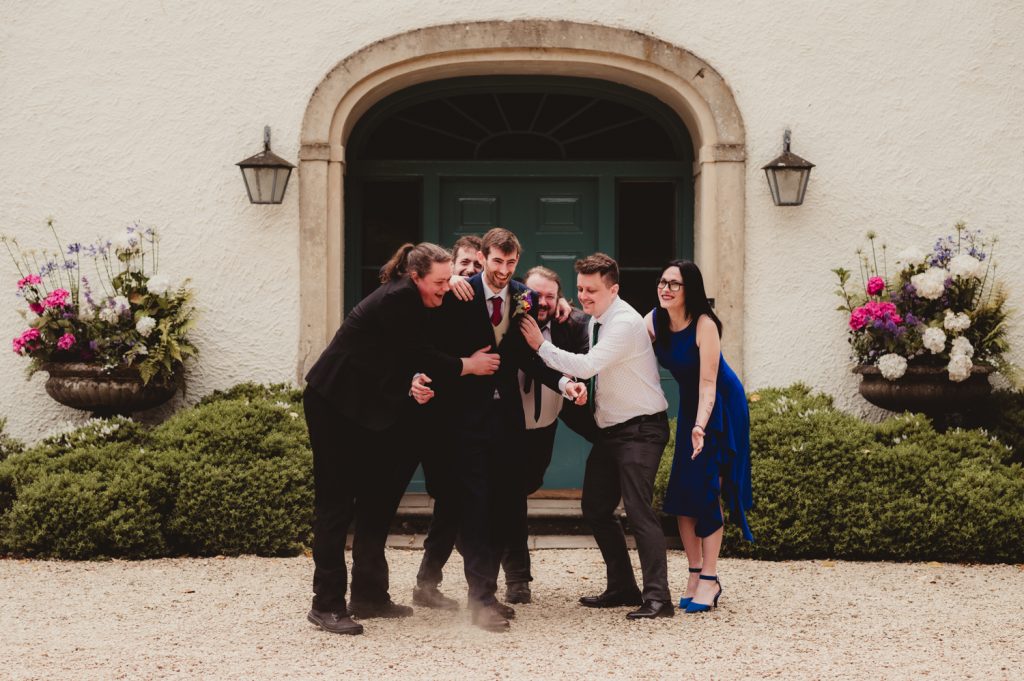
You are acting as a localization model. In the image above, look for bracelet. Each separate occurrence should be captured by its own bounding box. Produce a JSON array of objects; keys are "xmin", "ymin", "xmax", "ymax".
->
[{"xmin": 691, "ymin": 425, "xmax": 705, "ymax": 434}]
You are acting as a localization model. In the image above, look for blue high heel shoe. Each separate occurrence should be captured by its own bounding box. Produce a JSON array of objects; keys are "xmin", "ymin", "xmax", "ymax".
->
[
  {"xmin": 684, "ymin": 575, "xmax": 722, "ymax": 613},
  {"xmin": 678, "ymin": 566, "xmax": 702, "ymax": 608}
]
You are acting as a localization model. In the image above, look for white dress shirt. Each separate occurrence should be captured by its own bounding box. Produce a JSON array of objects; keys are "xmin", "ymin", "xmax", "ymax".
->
[
  {"xmin": 537, "ymin": 295, "xmax": 668, "ymax": 429},
  {"xmin": 519, "ymin": 322, "xmax": 562, "ymax": 429}
]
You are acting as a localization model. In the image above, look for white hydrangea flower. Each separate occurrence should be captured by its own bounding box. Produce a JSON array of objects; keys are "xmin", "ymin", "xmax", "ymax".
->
[
  {"xmin": 950, "ymin": 336, "xmax": 974, "ymax": 358},
  {"xmin": 943, "ymin": 310, "xmax": 971, "ymax": 333},
  {"xmin": 910, "ymin": 268, "xmax": 947, "ymax": 300},
  {"xmin": 947, "ymin": 354, "xmax": 973, "ymax": 382},
  {"xmin": 135, "ymin": 315, "xmax": 157, "ymax": 337},
  {"xmin": 895, "ymin": 246, "xmax": 926, "ymax": 266},
  {"xmin": 922, "ymin": 327, "xmax": 946, "ymax": 354},
  {"xmin": 947, "ymin": 253, "xmax": 984, "ymax": 279},
  {"xmin": 98, "ymin": 307, "xmax": 119, "ymax": 324},
  {"xmin": 147, "ymin": 274, "xmax": 172, "ymax": 296},
  {"xmin": 135, "ymin": 344, "xmax": 149, "ymax": 356},
  {"xmin": 78, "ymin": 303, "xmax": 95, "ymax": 322},
  {"xmin": 878, "ymin": 353, "xmax": 908, "ymax": 381}
]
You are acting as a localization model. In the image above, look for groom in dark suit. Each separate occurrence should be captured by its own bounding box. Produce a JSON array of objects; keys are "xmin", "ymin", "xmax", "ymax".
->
[{"xmin": 424, "ymin": 228, "xmax": 586, "ymax": 632}]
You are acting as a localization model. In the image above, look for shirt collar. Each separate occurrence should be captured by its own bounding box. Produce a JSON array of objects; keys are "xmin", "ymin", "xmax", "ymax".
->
[
  {"xmin": 594, "ymin": 295, "xmax": 621, "ymax": 325},
  {"xmin": 481, "ymin": 277, "xmax": 509, "ymax": 302}
]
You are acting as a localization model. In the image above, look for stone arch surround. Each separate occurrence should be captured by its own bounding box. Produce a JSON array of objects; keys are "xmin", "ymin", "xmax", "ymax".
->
[{"xmin": 297, "ymin": 20, "xmax": 747, "ymax": 379}]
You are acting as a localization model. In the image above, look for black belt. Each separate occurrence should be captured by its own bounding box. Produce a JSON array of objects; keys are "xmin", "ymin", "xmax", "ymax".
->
[{"xmin": 600, "ymin": 411, "xmax": 667, "ymax": 435}]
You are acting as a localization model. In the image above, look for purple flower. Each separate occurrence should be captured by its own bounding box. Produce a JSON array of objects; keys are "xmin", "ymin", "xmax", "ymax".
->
[
  {"xmin": 905, "ymin": 313, "xmax": 919, "ymax": 326},
  {"xmin": 66, "ymin": 243, "xmax": 81, "ymax": 254}
]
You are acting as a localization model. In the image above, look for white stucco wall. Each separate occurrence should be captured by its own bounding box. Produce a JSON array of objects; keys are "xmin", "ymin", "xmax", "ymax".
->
[{"xmin": 2, "ymin": 1, "xmax": 1022, "ymax": 440}]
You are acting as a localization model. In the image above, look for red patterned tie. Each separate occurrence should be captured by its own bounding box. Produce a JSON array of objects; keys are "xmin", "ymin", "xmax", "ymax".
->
[{"xmin": 490, "ymin": 296, "xmax": 502, "ymax": 326}]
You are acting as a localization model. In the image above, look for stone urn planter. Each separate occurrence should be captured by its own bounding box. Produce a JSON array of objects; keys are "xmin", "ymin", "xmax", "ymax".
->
[
  {"xmin": 853, "ymin": 364, "xmax": 993, "ymax": 416},
  {"xmin": 42, "ymin": 362, "xmax": 183, "ymax": 417}
]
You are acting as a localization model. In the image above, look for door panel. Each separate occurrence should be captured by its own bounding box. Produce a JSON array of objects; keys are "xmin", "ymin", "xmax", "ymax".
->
[{"xmin": 440, "ymin": 177, "xmax": 598, "ymax": 489}]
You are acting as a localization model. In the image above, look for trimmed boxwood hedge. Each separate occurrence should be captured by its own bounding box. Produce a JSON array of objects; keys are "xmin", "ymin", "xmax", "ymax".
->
[{"xmin": 0, "ymin": 381, "xmax": 1021, "ymax": 562}]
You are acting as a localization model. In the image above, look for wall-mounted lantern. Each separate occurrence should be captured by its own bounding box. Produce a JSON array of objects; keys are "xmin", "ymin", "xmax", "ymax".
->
[
  {"xmin": 762, "ymin": 129, "xmax": 814, "ymax": 206},
  {"xmin": 237, "ymin": 126, "xmax": 295, "ymax": 205}
]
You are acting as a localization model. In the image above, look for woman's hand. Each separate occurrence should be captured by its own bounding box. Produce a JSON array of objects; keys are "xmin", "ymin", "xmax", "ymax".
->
[
  {"xmin": 691, "ymin": 425, "xmax": 705, "ymax": 459},
  {"xmin": 449, "ymin": 275, "xmax": 474, "ymax": 301},
  {"xmin": 410, "ymin": 373, "xmax": 435, "ymax": 405},
  {"xmin": 462, "ymin": 345, "xmax": 500, "ymax": 375}
]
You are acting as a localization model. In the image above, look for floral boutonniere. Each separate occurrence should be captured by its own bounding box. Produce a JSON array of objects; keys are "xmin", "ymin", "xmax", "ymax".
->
[{"xmin": 512, "ymin": 291, "xmax": 533, "ymax": 318}]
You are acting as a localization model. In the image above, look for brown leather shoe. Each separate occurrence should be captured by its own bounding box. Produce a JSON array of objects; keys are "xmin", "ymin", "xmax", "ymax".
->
[
  {"xmin": 307, "ymin": 608, "xmax": 364, "ymax": 635},
  {"xmin": 505, "ymin": 582, "xmax": 532, "ymax": 604},
  {"xmin": 493, "ymin": 601, "xmax": 516, "ymax": 620},
  {"xmin": 471, "ymin": 603, "xmax": 510, "ymax": 632},
  {"xmin": 412, "ymin": 584, "xmax": 459, "ymax": 610}
]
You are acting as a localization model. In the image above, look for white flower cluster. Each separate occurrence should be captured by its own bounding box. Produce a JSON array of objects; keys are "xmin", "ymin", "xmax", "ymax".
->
[
  {"xmin": 895, "ymin": 246, "xmax": 926, "ymax": 266},
  {"xmin": 947, "ymin": 253, "xmax": 984, "ymax": 279},
  {"xmin": 147, "ymin": 274, "xmax": 172, "ymax": 296},
  {"xmin": 943, "ymin": 310, "xmax": 971, "ymax": 333},
  {"xmin": 947, "ymin": 336, "xmax": 975, "ymax": 382},
  {"xmin": 78, "ymin": 303, "xmax": 95, "ymax": 322},
  {"xmin": 922, "ymin": 327, "xmax": 946, "ymax": 354},
  {"xmin": 112, "ymin": 296, "xmax": 130, "ymax": 315},
  {"xmin": 135, "ymin": 315, "xmax": 157, "ymax": 337},
  {"xmin": 878, "ymin": 353, "xmax": 908, "ymax": 380},
  {"xmin": 910, "ymin": 268, "xmax": 947, "ymax": 300},
  {"xmin": 99, "ymin": 307, "xmax": 119, "ymax": 324}
]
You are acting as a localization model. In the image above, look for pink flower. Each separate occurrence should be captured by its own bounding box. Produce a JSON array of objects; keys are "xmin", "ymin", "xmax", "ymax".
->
[
  {"xmin": 43, "ymin": 288, "xmax": 71, "ymax": 309},
  {"xmin": 849, "ymin": 307, "xmax": 868, "ymax": 330},
  {"xmin": 866, "ymin": 276, "xmax": 885, "ymax": 295},
  {"xmin": 13, "ymin": 328, "xmax": 40, "ymax": 355},
  {"xmin": 17, "ymin": 274, "xmax": 42, "ymax": 289},
  {"xmin": 28, "ymin": 302, "xmax": 44, "ymax": 314},
  {"xmin": 57, "ymin": 333, "xmax": 76, "ymax": 351}
]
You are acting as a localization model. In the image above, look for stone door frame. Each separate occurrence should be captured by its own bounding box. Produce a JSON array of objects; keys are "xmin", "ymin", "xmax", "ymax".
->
[{"xmin": 298, "ymin": 20, "xmax": 746, "ymax": 378}]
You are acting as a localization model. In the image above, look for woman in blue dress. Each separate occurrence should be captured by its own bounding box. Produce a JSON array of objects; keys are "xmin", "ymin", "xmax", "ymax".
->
[{"xmin": 644, "ymin": 260, "xmax": 753, "ymax": 613}]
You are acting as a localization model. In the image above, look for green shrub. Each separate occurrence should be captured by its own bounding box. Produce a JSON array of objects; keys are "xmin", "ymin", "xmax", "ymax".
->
[
  {"xmin": 197, "ymin": 381, "xmax": 303, "ymax": 406},
  {"xmin": 0, "ymin": 419, "xmax": 24, "ymax": 463},
  {"xmin": 0, "ymin": 443, "xmax": 169, "ymax": 559},
  {"xmin": 152, "ymin": 397, "xmax": 313, "ymax": 556},
  {"xmin": 654, "ymin": 384, "xmax": 1024, "ymax": 563},
  {"xmin": 972, "ymin": 390, "xmax": 1024, "ymax": 465}
]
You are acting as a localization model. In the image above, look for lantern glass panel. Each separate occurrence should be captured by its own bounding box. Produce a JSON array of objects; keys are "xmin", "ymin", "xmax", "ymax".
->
[
  {"xmin": 271, "ymin": 168, "xmax": 292, "ymax": 203},
  {"xmin": 770, "ymin": 167, "xmax": 809, "ymax": 206}
]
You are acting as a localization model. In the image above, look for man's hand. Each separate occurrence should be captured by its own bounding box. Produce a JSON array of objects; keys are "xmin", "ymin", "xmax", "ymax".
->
[
  {"xmin": 410, "ymin": 373, "xmax": 435, "ymax": 405},
  {"xmin": 462, "ymin": 345, "xmax": 500, "ymax": 376},
  {"xmin": 564, "ymin": 381, "xmax": 587, "ymax": 406},
  {"xmin": 519, "ymin": 314, "xmax": 544, "ymax": 351},
  {"xmin": 449, "ymin": 274, "xmax": 474, "ymax": 302},
  {"xmin": 554, "ymin": 297, "xmax": 572, "ymax": 323}
]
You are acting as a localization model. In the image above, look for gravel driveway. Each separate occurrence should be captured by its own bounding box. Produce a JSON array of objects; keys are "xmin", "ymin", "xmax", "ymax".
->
[{"xmin": 2, "ymin": 549, "xmax": 1021, "ymax": 680}]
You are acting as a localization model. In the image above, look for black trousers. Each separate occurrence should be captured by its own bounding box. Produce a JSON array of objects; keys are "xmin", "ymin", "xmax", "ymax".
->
[
  {"xmin": 581, "ymin": 417, "xmax": 671, "ymax": 602},
  {"xmin": 416, "ymin": 441, "xmax": 462, "ymax": 587},
  {"xmin": 501, "ymin": 421, "xmax": 558, "ymax": 584},
  {"xmin": 304, "ymin": 387, "xmax": 418, "ymax": 612}
]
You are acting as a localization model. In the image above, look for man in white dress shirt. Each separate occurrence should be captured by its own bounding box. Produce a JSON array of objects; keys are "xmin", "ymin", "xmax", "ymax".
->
[{"xmin": 520, "ymin": 252, "xmax": 674, "ymax": 619}]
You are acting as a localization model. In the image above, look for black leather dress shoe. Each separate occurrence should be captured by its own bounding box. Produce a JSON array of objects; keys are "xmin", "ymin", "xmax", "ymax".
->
[
  {"xmin": 412, "ymin": 584, "xmax": 459, "ymax": 610},
  {"xmin": 626, "ymin": 599, "xmax": 675, "ymax": 619},
  {"xmin": 307, "ymin": 608, "xmax": 364, "ymax": 635},
  {"xmin": 348, "ymin": 599, "xmax": 414, "ymax": 619},
  {"xmin": 471, "ymin": 603, "xmax": 510, "ymax": 632},
  {"xmin": 579, "ymin": 589, "xmax": 644, "ymax": 608},
  {"xmin": 505, "ymin": 582, "xmax": 532, "ymax": 604}
]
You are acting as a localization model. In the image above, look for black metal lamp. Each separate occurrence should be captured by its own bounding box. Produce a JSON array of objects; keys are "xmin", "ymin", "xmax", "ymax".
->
[
  {"xmin": 762, "ymin": 129, "xmax": 814, "ymax": 206},
  {"xmin": 237, "ymin": 126, "xmax": 295, "ymax": 204}
]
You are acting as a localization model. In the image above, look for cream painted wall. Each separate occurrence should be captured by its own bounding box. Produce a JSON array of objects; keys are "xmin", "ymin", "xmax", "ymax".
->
[{"xmin": 1, "ymin": 1, "xmax": 1022, "ymax": 439}]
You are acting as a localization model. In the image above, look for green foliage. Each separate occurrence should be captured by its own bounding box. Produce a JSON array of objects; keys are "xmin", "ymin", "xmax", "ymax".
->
[
  {"xmin": 654, "ymin": 384, "xmax": 1024, "ymax": 563},
  {"xmin": 0, "ymin": 419, "xmax": 24, "ymax": 463},
  {"xmin": 196, "ymin": 381, "xmax": 303, "ymax": 406},
  {"xmin": 0, "ymin": 383, "xmax": 312, "ymax": 559}
]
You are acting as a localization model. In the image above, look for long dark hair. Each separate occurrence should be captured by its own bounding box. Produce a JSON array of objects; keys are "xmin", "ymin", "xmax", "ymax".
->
[
  {"xmin": 379, "ymin": 242, "xmax": 452, "ymax": 283},
  {"xmin": 654, "ymin": 259, "xmax": 723, "ymax": 348}
]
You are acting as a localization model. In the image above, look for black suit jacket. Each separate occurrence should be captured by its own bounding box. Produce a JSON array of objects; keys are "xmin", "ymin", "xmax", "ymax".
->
[
  {"xmin": 431, "ymin": 274, "xmax": 566, "ymax": 432},
  {"xmin": 304, "ymin": 276, "xmax": 461, "ymax": 431},
  {"xmin": 548, "ymin": 308, "xmax": 599, "ymax": 442}
]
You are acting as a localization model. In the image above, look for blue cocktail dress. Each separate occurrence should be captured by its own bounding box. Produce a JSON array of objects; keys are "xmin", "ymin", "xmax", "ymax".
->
[{"xmin": 653, "ymin": 309, "xmax": 754, "ymax": 541}]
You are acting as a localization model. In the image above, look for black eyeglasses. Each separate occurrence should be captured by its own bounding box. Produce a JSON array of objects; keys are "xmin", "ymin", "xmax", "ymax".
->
[{"xmin": 657, "ymin": 279, "xmax": 683, "ymax": 292}]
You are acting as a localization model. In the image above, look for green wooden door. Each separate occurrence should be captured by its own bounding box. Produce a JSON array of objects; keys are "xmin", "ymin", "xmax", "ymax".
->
[{"xmin": 440, "ymin": 177, "xmax": 598, "ymax": 488}]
